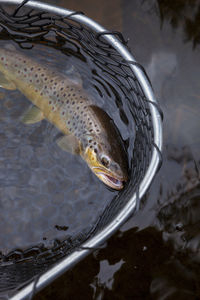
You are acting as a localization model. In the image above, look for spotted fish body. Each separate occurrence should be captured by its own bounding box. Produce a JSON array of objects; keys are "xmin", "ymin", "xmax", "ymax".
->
[{"xmin": 0, "ymin": 47, "xmax": 128, "ymax": 189}]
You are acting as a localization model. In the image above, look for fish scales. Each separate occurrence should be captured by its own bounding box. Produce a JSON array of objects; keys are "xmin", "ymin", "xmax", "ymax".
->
[
  {"xmin": 0, "ymin": 47, "xmax": 128, "ymax": 189},
  {"xmin": 0, "ymin": 48, "xmax": 101, "ymax": 144}
]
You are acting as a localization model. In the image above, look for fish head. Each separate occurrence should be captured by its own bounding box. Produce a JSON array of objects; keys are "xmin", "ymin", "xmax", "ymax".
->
[
  {"xmin": 83, "ymin": 140, "xmax": 128, "ymax": 190},
  {"xmin": 81, "ymin": 107, "xmax": 128, "ymax": 190}
]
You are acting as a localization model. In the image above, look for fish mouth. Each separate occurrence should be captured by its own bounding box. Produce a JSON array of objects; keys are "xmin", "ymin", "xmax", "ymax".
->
[{"xmin": 92, "ymin": 167, "xmax": 125, "ymax": 190}]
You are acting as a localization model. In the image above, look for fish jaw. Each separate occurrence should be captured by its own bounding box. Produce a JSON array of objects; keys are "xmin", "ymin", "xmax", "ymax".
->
[
  {"xmin": 81, "ymin": 147, "xmax": 126, "ymax": 190},
  {"xmin": 92, "ymin": 166, "xmax": 125, "ymax": 190}
]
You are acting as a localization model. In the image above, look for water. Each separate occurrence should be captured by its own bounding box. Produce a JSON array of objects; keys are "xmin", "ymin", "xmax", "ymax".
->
[
  {"xmin": 34, "ymin": 0, "xmax": 200, "ymax": 299},
  {"xmin": 0, "ymin": 36, "xmax": 132, "ymax": 254}
]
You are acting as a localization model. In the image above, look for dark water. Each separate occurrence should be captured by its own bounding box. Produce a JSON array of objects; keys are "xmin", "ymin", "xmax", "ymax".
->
[
  {"xmin": 0, "ymin": 38, "xmax": 132, "ymax": 252},
  {"xmin": 33, "ymin": 0, "xmax": 200, "ymax": 299}
]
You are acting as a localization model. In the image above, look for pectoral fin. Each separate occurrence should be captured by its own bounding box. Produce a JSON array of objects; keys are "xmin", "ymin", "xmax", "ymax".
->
[
  {"xmin": 0, "ymin": 72, "xmax": 16, "ymax": 90},
  {"xmin": 21, "ymin": 106, "xmax": 44, "ymax": 124},
  {"xmin": 56, "ymin": 135, "xmax": 80, "ymax": 155}
]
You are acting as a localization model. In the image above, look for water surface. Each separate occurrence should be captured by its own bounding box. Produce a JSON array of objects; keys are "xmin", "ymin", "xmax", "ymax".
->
[{"xmin": 36, "ymin": 1, "xmax": 200, "ymax": 299}]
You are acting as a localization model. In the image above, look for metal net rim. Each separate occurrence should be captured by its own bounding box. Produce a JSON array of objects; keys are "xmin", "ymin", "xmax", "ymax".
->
[{"xmin": 0, "ymin": 0, "xmax": 163, "ymax": 299}]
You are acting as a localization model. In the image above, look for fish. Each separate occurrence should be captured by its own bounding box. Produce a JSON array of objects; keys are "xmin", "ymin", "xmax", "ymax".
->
[{"xmin": 0, "ymin": 46, "xmax": 128, "ymax": 190}]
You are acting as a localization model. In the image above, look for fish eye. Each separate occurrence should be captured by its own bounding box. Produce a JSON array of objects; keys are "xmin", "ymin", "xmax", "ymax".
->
[{"xmin": 101, "ymin": 156, "xmax": 110, "ymax": 168}]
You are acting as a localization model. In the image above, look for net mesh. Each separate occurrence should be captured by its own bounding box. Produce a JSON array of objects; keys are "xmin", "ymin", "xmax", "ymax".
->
[{"xmin": 0, "ymin": 2, "xmax": 161, "ymax": 294}]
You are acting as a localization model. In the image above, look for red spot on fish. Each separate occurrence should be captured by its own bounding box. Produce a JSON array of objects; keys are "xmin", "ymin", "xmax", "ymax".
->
[{"xmin": 1, "ymin": 57, "xmax": 4, "ymax": 60}]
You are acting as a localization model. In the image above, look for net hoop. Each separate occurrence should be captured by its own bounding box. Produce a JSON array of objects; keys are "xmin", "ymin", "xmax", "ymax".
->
[{"xmin": 0, "ymin": 1, "xmax": 163, "ymax": 299}]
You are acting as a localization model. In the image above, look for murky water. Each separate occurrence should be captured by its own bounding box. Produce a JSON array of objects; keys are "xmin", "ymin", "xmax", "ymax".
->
[{"xmin": 33, "ymin": 0, "xmax": 200, "ymax": 299}]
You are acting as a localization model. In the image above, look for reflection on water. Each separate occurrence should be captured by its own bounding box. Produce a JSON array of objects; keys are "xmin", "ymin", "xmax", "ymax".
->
[
  {"xmin": 3, "ymin": 0, "xmax": 198, "ymax": 299},
  {"xmin": 155, "ymin": 0, "xmax": 200, "ymax": 48}
]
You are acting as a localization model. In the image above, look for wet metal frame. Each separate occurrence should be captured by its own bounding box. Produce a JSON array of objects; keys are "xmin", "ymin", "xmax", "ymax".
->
[{"xmin": 0, "ymin": 0, "xmax": 162, "ymax": 299}]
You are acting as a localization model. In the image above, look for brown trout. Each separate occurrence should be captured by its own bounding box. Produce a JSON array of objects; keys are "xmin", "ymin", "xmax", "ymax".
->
[{"xmin": 0, "ymin": 46, "xmax": 128, "ymax": 190}]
